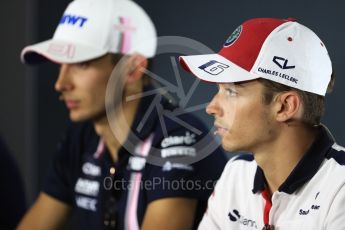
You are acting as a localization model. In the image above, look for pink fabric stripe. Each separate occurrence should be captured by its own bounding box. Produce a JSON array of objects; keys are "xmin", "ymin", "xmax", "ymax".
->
[
  {"xmin": 128, "ymin": 173, "xmax": 141, "ymax": 230},
  {"xmin": 93, "ymin": 139, "xmax": 104, "ymax": 159},
  {"xmin": 126, "ymin": 134, "xmax": 153, "ymax": 230},
  {"xmin": 120, "ymin": 17, "xmax": 132, "ymax": 54},
  {"xmin": 141, "ymin": 134, "xmax": 153, "ymax": 157}
]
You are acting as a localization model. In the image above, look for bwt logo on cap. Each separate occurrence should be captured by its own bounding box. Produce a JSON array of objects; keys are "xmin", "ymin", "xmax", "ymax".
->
[
  {"xmin": 59, "ymin": 14, "xmax": 88, "ymax": 28},
  {"xmin": 198, "ymin": 60, "xmax": 229, "ymax": 75}
]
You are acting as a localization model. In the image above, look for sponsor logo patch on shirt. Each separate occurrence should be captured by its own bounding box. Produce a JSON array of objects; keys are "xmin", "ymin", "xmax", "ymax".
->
[
  {"xmin": 76, "ymin": 195, "xmax": 97, "ymax": 211},
  {"xmin": 128, "ymin": 156, "xmax": 146, "ymax": 171},
  {"xmin": 161, "ymin": 146, "xmax": 196, "ymax": 158},
  {"xmin": 75, "ymin": 178, "xmax": 100, "ymax": 197},
  {"xmin": 161, "ymin": 132, "xmax": 196, "ymax": 148},
  {"xmin": 228, "ymin": 209, "xmax": 258, "ymax": 228},
  {"xmin": 82, "ymin": 162, "xmax": 101, "ymax": 176},
  {"xmin": 162, "ymin": 161, "xmax": 194, "ymax": 172}
]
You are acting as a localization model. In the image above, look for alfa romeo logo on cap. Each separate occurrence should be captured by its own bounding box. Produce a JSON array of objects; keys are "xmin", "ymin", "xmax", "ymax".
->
[{"xmin": 224, "ymin": 25, "xmax": 242, "ymax": 47}]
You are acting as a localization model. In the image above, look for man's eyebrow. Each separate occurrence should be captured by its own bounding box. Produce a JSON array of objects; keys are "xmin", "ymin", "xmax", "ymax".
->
[
  {"xmin": 223, "ymin": 83, "xmax": 245, "ymax": 88},
  {"xmin": 233, "ymin": 82, "xmax": 246, "ymax": 88},
  {"xmin": 218, "ymin": 82, "xmax": 246, "ymax": 90},
  {"xmin": 234, "ymin": 80, "xmax": 256, "ymax": 88}
]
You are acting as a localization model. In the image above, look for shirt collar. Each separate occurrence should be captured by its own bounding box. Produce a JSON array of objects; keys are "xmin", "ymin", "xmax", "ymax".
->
[
  {"xmin": 123, "ymin": 84, "xmax": 175, "ymax": 151},
  {"xmin": 105, "ymin": 84, "xmax": 160, "ymax": 164},
  {"xmin": 252, "ymin": 125, "xmax": 335, "ymax": 194}
]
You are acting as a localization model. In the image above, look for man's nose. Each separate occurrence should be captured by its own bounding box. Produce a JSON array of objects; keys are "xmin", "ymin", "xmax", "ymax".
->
[
  {"xmin": 54, "ymin": 64, "xmax": 73, "ymax": 92},
  {"xmin": 206, "ymin": 94, "xmax": 223, "ymax": 117}
]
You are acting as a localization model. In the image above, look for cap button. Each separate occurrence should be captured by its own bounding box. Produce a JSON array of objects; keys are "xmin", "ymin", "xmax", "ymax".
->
[{"xmin": 287, "ymin": 17, "xmax": 297, "ymax": 22}]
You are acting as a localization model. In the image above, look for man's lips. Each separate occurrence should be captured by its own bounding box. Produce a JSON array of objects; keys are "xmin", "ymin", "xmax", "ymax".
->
[
  {"xmin": 59, "ymin": 94, "xmax": 80, "ymax": 109},
  {"xmin": 65, "ymin": 99, "xmax": 80, "ymax": 109},
  {"xmin": 214, "ymin": 123, "xmax": 229, "ymax": 136}
]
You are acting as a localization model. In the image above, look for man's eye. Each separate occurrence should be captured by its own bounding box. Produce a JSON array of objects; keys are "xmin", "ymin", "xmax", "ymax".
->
[
  {"xmin": 225, "ymin": 88, "xmax": 238, "ymax": 96},
  {"xmin": 76, "ymin": 61, "xmax": 90, "ymax": 69}
]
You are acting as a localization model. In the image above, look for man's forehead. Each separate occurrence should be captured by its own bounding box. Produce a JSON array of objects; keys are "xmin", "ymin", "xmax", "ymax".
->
[
  {"xmin": 218, "ymin": 80, "xmax": 267, "ymax": 96},
  {"xmin": 218, "ymin": 81, "xmax": 255, "ymax": 88}
]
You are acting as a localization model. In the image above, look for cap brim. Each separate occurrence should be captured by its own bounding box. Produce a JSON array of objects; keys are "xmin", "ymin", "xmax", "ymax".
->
[
  {"xmin": 179, "ymin": 53, "xmax": 258, "ymax": 83},
  {"xmin": 21, "ymin": 39, "xmax": 108, "ymax": 65}
]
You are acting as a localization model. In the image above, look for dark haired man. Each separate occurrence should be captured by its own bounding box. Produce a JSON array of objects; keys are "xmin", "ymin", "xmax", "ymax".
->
[
  {"xmin": 180, "ymin": 18, "xmax": 344, "ymax": 229},
  {"xmin": 18, "ymin": 0, "xmax": 227, "ymax": 229}
]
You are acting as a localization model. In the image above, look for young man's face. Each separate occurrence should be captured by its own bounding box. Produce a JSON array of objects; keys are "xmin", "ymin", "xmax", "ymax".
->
[
  {"xmin": 55, "ymin": 54, "xmax": 114, "ymax": 122},
  {"xmin": 206, "ymin": 80, "xmax": 277, "ymax": 152}
]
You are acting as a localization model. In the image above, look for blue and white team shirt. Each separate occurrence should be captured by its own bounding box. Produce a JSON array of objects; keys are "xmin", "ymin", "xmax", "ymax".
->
[
  {"xmin": 43, "ymin": 85, "xmax": 227, "ymax": 230},
  {"xmin": 198, "ymin": 126, "xmax": 345, "ymax": 230}
]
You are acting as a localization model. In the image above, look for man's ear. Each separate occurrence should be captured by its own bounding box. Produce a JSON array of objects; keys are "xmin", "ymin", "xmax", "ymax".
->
[
  {"xmin": 274, "ymin": 91, "xmax": 303, "ymax": 122},
  {"xmin": 126, "ymin": 54, "xmax": 148, "ymax": 84}
]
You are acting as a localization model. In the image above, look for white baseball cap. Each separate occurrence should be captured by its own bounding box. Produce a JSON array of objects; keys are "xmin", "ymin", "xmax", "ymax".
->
[
  {"xmin": 179, "ymin": 18, "xmax": 332, "ymax": 96},
  {"xmin": 21, "ymin": 0, "xmax": 157, "ymax": 64}
]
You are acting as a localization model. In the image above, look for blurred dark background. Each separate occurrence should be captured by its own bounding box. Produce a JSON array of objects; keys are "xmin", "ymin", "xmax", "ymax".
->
[{"xmin": 1, "ymin": 0, "xmax": 344, "ymax": 207}]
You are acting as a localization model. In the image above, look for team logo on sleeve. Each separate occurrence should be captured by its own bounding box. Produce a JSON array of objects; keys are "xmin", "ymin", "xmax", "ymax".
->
[{"xmin": 224, "ymin": 25, "xmax": 242, "ymax": 47}]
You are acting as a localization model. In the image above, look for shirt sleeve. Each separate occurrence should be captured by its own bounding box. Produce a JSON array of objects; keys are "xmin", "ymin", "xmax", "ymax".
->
[{"xmin": 42, "ymin": 125, "xmax": 80, "ymax": 205}]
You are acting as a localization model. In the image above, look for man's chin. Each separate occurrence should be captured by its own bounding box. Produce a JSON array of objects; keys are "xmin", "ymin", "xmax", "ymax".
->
[
  {"xmin": 221, "ymin": 139, "xmax": 240, "ymax": 152},
  {"xmin": 69, "ymin": 112, "xmax": 90, "ymax": 123},
  {"xmin": 221, "ymin": 142, "xmax": 251, "ymax": 154},
  {"xmin": 70, "ymin": 111, "xmax": 108, "ymax": 123},
  {"xmin": 221, "ymin": 145, "xmax": 236, "ymax": 152}
]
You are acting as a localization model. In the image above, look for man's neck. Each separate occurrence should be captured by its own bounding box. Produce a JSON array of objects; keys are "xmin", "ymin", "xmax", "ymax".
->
[
  {"xmin": 254, "ymin": 124, "xmax": 318, "ymax": 195},
  {"xmin": 93, "ymin": 94, "xmax": 141, "ymax": 162}
]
